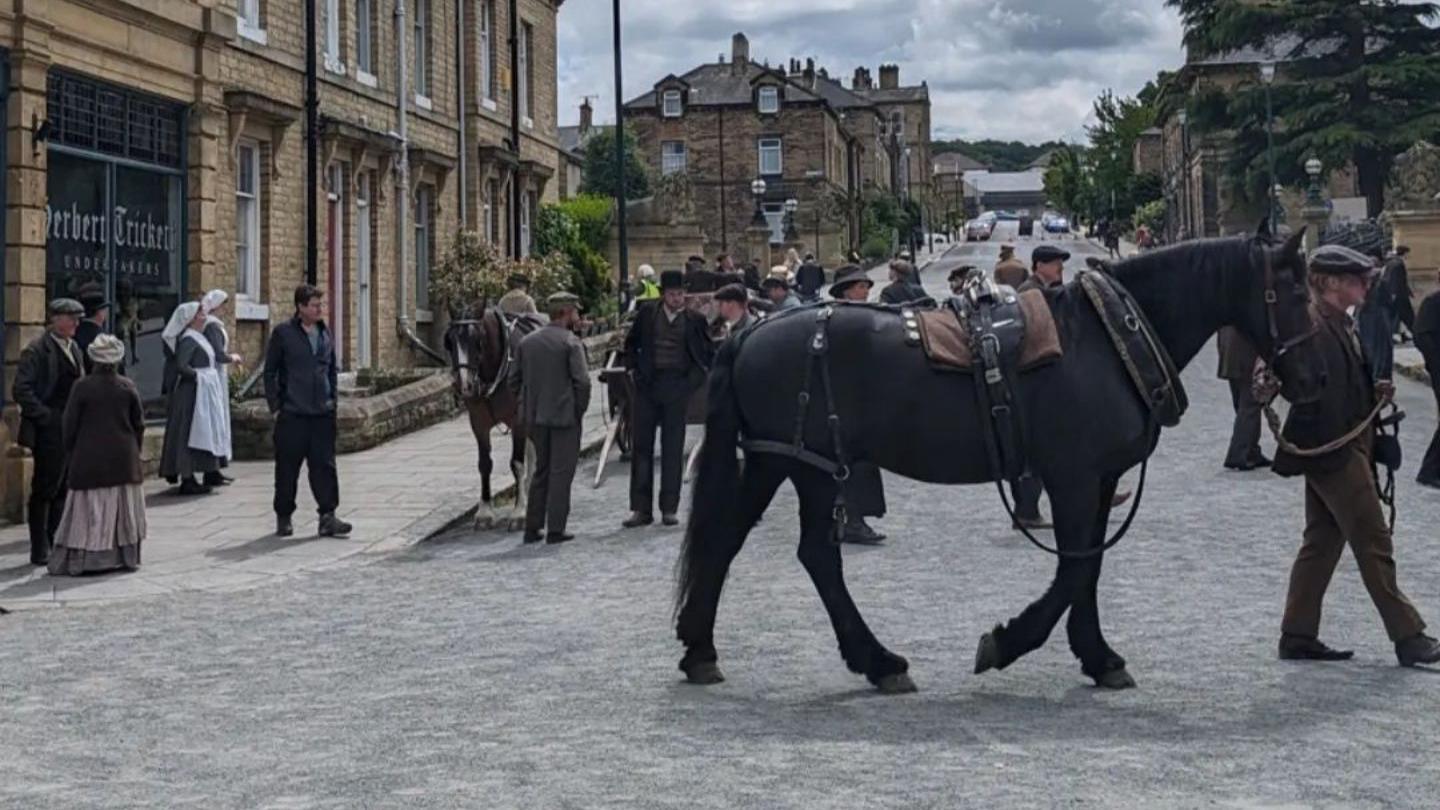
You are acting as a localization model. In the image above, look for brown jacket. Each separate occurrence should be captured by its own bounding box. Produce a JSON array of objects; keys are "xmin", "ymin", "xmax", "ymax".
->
[
  {"xmin": 1215, "ymin": 327, "xmax": 1259, "ymax": 381},
  {"xmin": 510, "ymin": 323, "xmax": 592, "ymax": 428},
  {"xmin": 995, "ymin": 258, "xmax": 1028, "ymax": 288},
  {"xmin": 1273, "ymin": 301, "xmax": 1375, "ymax": 477},
  {"xmin": 63, "ymin": 368, "xmax": 145, "ymax": 490}
]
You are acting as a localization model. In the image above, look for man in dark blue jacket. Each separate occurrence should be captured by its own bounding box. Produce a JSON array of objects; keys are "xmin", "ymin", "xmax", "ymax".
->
[{"xmin": 264, "ymin": 284, "xmax": 351, "ymax": 539}]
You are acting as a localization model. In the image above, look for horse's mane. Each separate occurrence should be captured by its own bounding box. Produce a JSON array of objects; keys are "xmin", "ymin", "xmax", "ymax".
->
[{"xmin": 1108, "ymin": 235, "xmax": 1255, "ymax": 287}]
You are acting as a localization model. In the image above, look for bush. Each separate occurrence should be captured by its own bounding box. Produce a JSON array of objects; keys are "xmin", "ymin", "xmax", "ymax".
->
[
  {"xmin": 556, "ymin": 194, "xmax": 614, "ymax": 253},
  {"xmin": 533, "ymin": 202, "xmax": 613, "ymax": 314},
  {"xmin": 861, "ymin": 235, "xmax": 892, "ymax": 262}
]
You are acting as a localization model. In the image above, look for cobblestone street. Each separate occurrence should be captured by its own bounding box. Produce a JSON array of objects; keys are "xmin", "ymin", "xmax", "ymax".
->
[{"xmin": 4, "ymin": 235, "xmax": 1440, "ymax": 808}]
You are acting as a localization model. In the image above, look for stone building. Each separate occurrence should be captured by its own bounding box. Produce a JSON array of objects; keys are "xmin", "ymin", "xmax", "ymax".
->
[
  {"xmin": 622, "ymin": 33, "xmax": 930, "ymax": 267},
  {"xmin": 0, "ymin": 0, "xmax": 563, "ymax": 521},
  {"xmin": 557, "ymin": 98, "xmax": 608, "ymax": 200}
]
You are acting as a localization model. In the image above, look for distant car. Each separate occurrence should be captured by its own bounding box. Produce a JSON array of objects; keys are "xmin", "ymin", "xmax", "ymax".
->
[
  {"xmin": 994, "ymin": 211, "xmax": 1020, "ymax": 221},
  {"xmin": 965, "ymin": 217, "xmax": 995, "ymax": 242},
  {"xmin": 1018, "ymin": 216, "xmax": 1035, "ymax": 237},
  {"xmin": 1044, "ymin": 215, "xmax": 1070, "ymax": 234}
]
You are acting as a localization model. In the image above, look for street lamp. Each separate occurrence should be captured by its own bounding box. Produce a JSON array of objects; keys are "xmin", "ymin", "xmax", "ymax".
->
[
  {"xmin": 1176, "ymin": 108, "xmax": 1189, "ymax": 239},
  {"xmin": 1304, "ymin": 157, "xmax": 1324, "ymax": 206},
  {"xmin": 784, "ymin": 197, "xmax": 799, "ymax": 242},
  {"xmin": 751, "ymin": 178, "xmax": 767, "ymax": 226},
  {"xmin": 1259, "ymin": 62, "xmax": 1278, "ymax": 227}
]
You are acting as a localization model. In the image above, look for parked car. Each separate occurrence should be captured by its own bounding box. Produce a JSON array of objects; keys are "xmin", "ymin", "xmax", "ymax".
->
[
  {"xmin": 1044, "ymin": 214, "xmax": 1070, "ymax": 234},
  {"xmin": 965, "ymin": 212, "xmax": 997, "ymax": 242},
  {"xmin": 994, "ymin": 211, "xmax": 1020, "ymax": 221}
]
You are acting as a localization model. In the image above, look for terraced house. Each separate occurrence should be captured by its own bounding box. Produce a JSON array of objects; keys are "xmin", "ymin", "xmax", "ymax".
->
[
  {"xmin": 623, "ymin": 33, "xmax": 930, "ymax": 267},
  {"xmin": 0, "ymin": 0, "xmax": 563, "ymax": 520}
]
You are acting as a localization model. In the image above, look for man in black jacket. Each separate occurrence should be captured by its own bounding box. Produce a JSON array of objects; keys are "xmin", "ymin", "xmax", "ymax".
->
[
  {"xmin": 264, "ymin": 284, "xmax": 351, "ymax": 539},
  {"xmin": 1416, "ymin": 273, "xmax": 1440, "ymax": 488},
  {"xmin": 622, "ymin": 270, "xmax": 714, "ymax": 527},
  {"xmin": 878, "ymin": 259, "xmax": 928, "ymax": 304},
  {"xmin": 12, "ymin": 298, "xmax": 87, "ymax": 565}
]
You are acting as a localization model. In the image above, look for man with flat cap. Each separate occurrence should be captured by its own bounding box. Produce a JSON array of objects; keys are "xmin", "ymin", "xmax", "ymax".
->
[
  {"xmin": 1275, "ymin": 243, "xmax": 1440, "ymax": 667},
  {"xmin": 623, "ymin": 269, "xmax": 714, "ymax": 528},
  {"xmin": 714, "ymin": 283, "xmax": 754, "ymax": 337},
  {"xmin": 497, "ymin": 273, "xmax": 538, "ymax": 316},
  {"xmin": 995, "ymin": 244, "xmax": 1028, "ymax": 288},
  {"xmin": 12, "ymin": 298, "xmax": 87, "ymax": 565},
  {"xmin": 1020, "ymin": 245, "xmax": 1069, "ymax": 293},
  {"xmin": 1010, "ymin": 244, "xmax": 1071, "ymax": 528},
  {"xmin": 762, "ymin": 267, "xmax": 800, "ymax": 312},
  {"xmin": 510, "ymin": 292, "xmax": 591, "ymax": 544}
]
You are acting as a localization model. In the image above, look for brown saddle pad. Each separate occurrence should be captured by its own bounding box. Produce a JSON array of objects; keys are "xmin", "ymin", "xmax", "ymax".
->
[{"xmin": 915, "ymin": 289, "xmax": 1062, "ymax": 372}]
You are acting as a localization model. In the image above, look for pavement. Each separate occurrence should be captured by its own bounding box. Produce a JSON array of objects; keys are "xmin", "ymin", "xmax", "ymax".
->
[
  {"xmin": 0, "ymin": 372, "xmax": 609, "ymax": 611},
  {"xmin": 5, "ymin": 234, "xmax": 1440, "ymax": 806}
]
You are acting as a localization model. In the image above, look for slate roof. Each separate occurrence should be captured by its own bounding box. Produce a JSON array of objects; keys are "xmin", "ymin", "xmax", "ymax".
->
[
  {"xmin": 624, "ymin": 62, "xmax": 825, "ymax": 109},
  {"xmin": 854, "ymin": 85, "xmax": 929, "ymax": 104},
  {"xmin": 558, "ymin": 124, "xmax": 611, "ymax": 157},
  {"xmin": 933, "ymin": 152, "xmax": 988, "ymax": 174},
  {"xmin": 969, "ymin": 170, "xmax": 1046, "ymax": 194}
]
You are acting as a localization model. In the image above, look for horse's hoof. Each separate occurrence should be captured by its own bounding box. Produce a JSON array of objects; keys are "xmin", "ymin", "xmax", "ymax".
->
[
  {"xmin": 974, "ymin": 630, "xmax": 1002, "ymax": 675},
  {"xmin": 473, "ymin": 513, "xmax": 496, "ymax": 531},
  {"xmin": 504, "ymin": 517, "xmax": 526, "ymax": 533},
  {"xmin": 1095, "ymin": 667, "xmax": 1137, "ymax": 690},
  {"xmin": 684, "ymin": 661, "xmax": 725, "ymax": 685},
  {"xmin": 875, "ymin": 672, "xmax": 918, "ymax": 694}
]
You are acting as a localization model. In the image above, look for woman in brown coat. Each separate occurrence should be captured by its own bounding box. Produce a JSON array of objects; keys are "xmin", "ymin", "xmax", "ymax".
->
[{"xmin": 48, "ymin": 334, "xmax": 147, "ymax": 575}]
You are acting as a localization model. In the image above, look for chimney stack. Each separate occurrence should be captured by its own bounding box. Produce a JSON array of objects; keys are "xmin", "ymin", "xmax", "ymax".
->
[
  {"xmin": 803, "ymin": 57, "xmax": 815, "ymax": 88},
  {"xmin": 579, "ymin": 98, "xmax": 593, "ymax": 134},
  {"xmin": 852, "ymin": 66, "xmax": 872, "ymax": 90},
  {"xmin": 731, "ymin": 32, "xmax": 749, "ymax": 74},
  {"xmin": 879, "ymin": 64, "xmax": 899, "ymax": 90}
]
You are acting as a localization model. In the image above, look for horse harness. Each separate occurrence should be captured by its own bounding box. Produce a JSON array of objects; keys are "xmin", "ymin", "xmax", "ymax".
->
[{"xmin": 449, "ymin": 309, "xmax": 541, "ymax": 399}]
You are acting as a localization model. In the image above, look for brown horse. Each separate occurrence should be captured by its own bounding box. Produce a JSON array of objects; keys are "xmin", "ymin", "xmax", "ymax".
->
[{"xmin": 444, "ymin": 306, "xmax": 541, "ymax": 529}]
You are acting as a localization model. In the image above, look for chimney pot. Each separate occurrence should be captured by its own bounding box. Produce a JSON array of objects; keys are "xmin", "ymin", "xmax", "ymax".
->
[{"xmin": 879, "ymin": 64, "xmax": 899, "ymax": 90}]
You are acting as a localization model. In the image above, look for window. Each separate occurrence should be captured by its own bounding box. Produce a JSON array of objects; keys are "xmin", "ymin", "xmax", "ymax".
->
[
  {"xmin": 519, "ymin": 190, "xmax": 533, "ymax": 256},
  {"xmin": 485, "ymin": 179, "xmax": 500, "ymax": 244},
  {"xmin": 758, "ymin": 137, "xmax": 782, "ymax": 175},
  {"xmin": 325, "ymin": 0, "xmax": 343, "ymax": 72},
  {"xmin": 413, "ymin": 0, "xmax": 431, "ymax": 100},
  {"xmin": 758, "ymin": 86, "xmax": 779, "ymax": 114},
  {"xmin": 414, "ymin": 186, "xmax": 434, "ymax": 311},
  {"xmin": 478, "ymin": 0, "xmax": 496, "ymax": 104},
  {"xmin": 236, "ymin": 141, "xmax": 261, "ymax": 298},
  {"xmin": 763, "ymin": 203, "xmax": 785, "ymax": 245},
  {"xmin": 662, "ymin": 90, "xmax": 682, "ymax": 118},
  {"xmin": 356, "ymin": 0, "xmax": 375, "ymax": 78},
  {"xmin": 524, "ymin": 21, "xmax": 535, "ymax": 124},
  {"xmin": 238, "ymin": 0, "xmax": 266, "ymax": 43},
  {"xmin": 661, "ymin": 141, "xmax": 687, "ymax": 175}
]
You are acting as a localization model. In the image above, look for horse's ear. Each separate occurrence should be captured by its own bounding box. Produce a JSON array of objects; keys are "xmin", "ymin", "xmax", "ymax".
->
[{"xmin": 1256, "ymin": 217, "xmax": 1273, "ymax": 240}]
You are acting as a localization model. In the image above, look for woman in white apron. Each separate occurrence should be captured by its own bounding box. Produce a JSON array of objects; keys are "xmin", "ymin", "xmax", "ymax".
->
[
  {"xmin": 159, "ymin": 302, "xmax": 229, "ymax": 495},
  {"xmin": 200, "ymin": 289, "xmax": 242, "ymax": 486}
]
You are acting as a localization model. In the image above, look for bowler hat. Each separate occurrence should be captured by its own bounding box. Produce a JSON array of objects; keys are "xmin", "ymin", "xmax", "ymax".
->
[
  {"xmin": 714, "ymin": 284, "xmax": 748, "ymax": 304},
  {"xmin": 1031, "ymin": 245, "xmax": 1071, "ymax": 265},
  {"xmin": 828, "ymin": 264, "xmax": 872, "ymax": 298},
  {"xmin": 1309, "ymin": 244, "xmax": 1379, "ymax": 277},
  {"xmin": 660, "ymin": 269, "xmax": 685, "ymax": 291},
  {"xmin": 48, "ymin": 298, "xmax": 84, "ymax": 317}
]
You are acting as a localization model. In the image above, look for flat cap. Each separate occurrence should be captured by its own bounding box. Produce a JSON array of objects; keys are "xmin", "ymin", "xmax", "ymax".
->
[
  {"xmin": 714, "ymin": 283, "xmax": 748, "ymax": 303},
  {"xmin": 1308, "ymin": 244, "xmax": 1379, "ymax": 277},
  {"xmin": 1032, "ymin": 245, "xmax": 1071, "ymax": 264},
  {"xmin": 546, "ymin": 291, "xmax": 582, "ymax": 309},
  {"xmin": 48, "ymin": 298, "xmax": 84, "ymax": 316}
]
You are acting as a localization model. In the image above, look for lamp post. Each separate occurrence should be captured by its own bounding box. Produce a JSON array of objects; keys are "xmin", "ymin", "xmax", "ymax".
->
[
  {"xmin": 784, "ymin": 197, "xmax": 799, "ymax": 242},
  {"xmin": 1259, "ymin": 61, "xmax": 1278, "ymax": 228},
  {"xmin": 1176, "ymin": 108, "xmax": 1189, "ymax": 240},
  {"xmin": 1304, "ymin": 157, "xmax": 1324, "ymax": 205},
  {"xmin": 751, "ymin": 177, "xmax": 767, "ymax": 226},
  {"xmin": 1301, "ymin": 156, "xmax": 1328, "ymax": 252}
]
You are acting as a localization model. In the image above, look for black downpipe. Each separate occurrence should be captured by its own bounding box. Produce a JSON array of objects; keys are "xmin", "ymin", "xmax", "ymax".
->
[
  {"xmin": 509, "ymin": 0, "xmax": 521, "ymax": 259},
  {"xmin": 612, "ymin": 0, "xmax": 629, "ymax": 308},
  {"xmin": 305, "ymin": 0, "xmax": 319, "ymax": 284}
]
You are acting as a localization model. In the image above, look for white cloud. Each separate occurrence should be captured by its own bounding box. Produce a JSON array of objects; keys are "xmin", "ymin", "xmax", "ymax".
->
[{"xmin": 557, "ymin": 0, "xmax": 1185, "ymax": 144}]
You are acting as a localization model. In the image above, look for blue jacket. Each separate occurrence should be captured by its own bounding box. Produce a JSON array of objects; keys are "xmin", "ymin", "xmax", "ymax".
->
[{"xmin": 264, "ymin": 316, "xmax": 338, "ymax": 416}]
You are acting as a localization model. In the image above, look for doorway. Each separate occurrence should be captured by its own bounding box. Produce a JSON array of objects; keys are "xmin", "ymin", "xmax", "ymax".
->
[{"xmin": 356, "ymin": 171, "xmax": 372, "ymax": 368}]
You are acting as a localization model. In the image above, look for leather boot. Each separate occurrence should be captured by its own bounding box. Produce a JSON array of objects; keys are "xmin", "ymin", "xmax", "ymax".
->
[
  {"xmin": 622, "ymin": 512, "xmax": 653, "ymax": 529},
  {"xmin": 841, "ymin": 517, "xmax": 886, "ymax": 545},
  {"xmin": 318, "ymin": 513, "xmax": 353, "ymax": 537},
  {"xmin": 1278, "ymin": 633, "xmax": 1354, "ymax": 661},
  {"xmin": 28, "ymin": 510, "xmax": 50, "ymax": 566},
  {"xmin": 1396, "ymin": 633, "xmax": 1440, "ymax": 667}
]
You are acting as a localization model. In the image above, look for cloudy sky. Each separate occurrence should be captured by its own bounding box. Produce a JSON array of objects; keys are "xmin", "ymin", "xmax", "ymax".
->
[{"xmin": 556, "ymin": 0, "xmax": 1185, "ymax": 145}]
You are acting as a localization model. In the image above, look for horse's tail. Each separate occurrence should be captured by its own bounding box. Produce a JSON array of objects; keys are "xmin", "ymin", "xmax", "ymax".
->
[{"xmin": 675, "ymin": 338, "xmax": 744, "ymax": 616}]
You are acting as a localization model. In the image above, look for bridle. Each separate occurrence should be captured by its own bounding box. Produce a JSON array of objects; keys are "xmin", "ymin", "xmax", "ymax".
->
[
  {"xmin": 447, "ymin": 308, "xmax": 512, "ymax": 399},
  {"xmin": 1258, "ymin": 243, "xmax": 1318, "ymax": 367}
]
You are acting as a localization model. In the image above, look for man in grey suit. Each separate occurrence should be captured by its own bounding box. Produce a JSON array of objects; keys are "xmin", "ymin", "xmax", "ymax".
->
[{"xmin": 510, "ymin": 292, "xmax": 592, "ymax": 544}]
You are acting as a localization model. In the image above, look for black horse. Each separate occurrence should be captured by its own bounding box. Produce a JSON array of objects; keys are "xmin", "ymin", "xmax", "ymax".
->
[{"xmin": 675, "ymin": 227, "xmax": 1324, "ymax": 693}]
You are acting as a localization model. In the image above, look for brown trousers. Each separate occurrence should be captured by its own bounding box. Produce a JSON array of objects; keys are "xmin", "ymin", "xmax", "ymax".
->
[{"xmin": 1282, "ymin": 443, "xmax": 1426, "ymax": 642}]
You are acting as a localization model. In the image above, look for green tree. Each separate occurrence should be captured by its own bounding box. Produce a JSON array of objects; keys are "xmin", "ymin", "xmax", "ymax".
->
[
  {"xmin": 580, "ymin": 127, "xmax": 651, "ymax": 201},
  {"xmin": 931, "ymin": 139, "xmax": 1069, "ymax": 171},
  {"xmin": 1086, "ymin": 89, "xmax": 1159, "ymax": 221},
  {"xmin": 1043, "ymin": 145, "xmax": 1091, "ymax": 218},
  {"xmin": 1167, "ymin": 0, "xmax": 1440, "ymax": 216}
]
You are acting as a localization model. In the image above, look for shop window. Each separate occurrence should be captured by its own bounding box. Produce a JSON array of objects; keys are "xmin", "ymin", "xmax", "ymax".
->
[
  {"xmin": 414, "ymin": 185, "xmax": 434, "ymax": 311},
  {"xmin": 236, "ymin": 141, "xmax": 261, "ymax": 299},
  {"xmin": 661, "ymin": 141, "xmax": 687, "ymax": 175},
  {"xmin": 758, "ymin": 86, "xmax": 780, "ymax": 114},
  {"xmin": 758, "ymin": 137, "xmax": 783, "ymax": 176}
]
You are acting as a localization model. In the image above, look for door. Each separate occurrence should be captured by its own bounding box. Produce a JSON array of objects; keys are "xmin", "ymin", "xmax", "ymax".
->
[
  {"xmin": 326, "ymin": 163, "xmax": 346, "ymax": 368},
  {"xmin": 356, "ymin": 172, "xmax": 372, "ymax": 368}
]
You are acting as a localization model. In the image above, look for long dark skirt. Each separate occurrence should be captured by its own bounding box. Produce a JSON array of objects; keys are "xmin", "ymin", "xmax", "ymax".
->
[{"xmin": 159, "ymin": 377, "xmax": 221, "ymax": 482}]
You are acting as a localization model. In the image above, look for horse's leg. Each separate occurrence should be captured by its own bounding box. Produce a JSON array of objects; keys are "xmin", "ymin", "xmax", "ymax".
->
[
  {"xmin": 676, "ymin": 455, "xmax": 786, "ymax": 684},
  {"xmin": 507, "ymin": 422, "xmax": 533, "ymax": 532},
  {"xmin": 1065, "ymin": 474, "xmax": 1134, "ymax": 688},
  {"xmin": 468, "ymin": 400, "xmax": 498, "ymax": 529},
  {"xmin": 793, "ymin": 466, "xmax": 915, "ymax": 694},
  {"xmin": 975, "ymin": 476, "xmax": 1102, "ymax": 676}
]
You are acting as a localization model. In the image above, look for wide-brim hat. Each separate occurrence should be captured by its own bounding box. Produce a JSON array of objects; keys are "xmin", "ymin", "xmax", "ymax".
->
[
  {"xmin": 828, "ymin": 264, "xmax": 871, "ymax": 297},
  {"xmin": 1309, "ymin": 244, "xmax": 1381, "ymax": 278},
  {"xmin": 1031, "ymin": 245, "xmax": 1071, "ymax": 264},
  {"xmin": 660, "ymin": 269, "xmax": 685, "ymax": 291}
]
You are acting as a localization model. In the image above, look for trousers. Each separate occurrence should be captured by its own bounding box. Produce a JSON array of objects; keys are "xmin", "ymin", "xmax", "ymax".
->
[
  {"xmin": 273, "ymin": 413, "xmax": 340, "ymax": 518},
  {"xmin": 27, "ymin": 427, "xmax": 67, "ymax": 562},
  {"xmin": 1417, "ymin": 333, "xmax": 1440, "ymax": 482},
  {"xmin": 1225, "ymin": 378, "xmax": 1265, "ymax": 467},
  {"xmin": 526, "ymin": 425, "xmax": 581, "ymax": 536},
  {"xmin": 630, "ymin": 371, "xmax": 690, "ymax": 516},
  {"xmin": 1282, "ymin": 442, "xmax": 1425, "ymax": 642}
]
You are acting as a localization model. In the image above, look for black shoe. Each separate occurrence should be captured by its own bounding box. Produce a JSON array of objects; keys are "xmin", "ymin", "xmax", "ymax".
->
[
  {"xmin": 1250, "ymin": 454, "xmax": 1273, "ymax": 468},
  {"xmin": 622, "ymin": 512, "xmax": 654, "ymax": 529},
  {"xmin": 1416, "ymin": 475, "xmax": 1440, "ymax": 490},
  {"xmin": 276, "ymin": 516, "xmax": 294, "ymax": 537},
  {"xmin": 1396, "ymin": 633, "xmax": 1440, "ymax": 667},
  {"xmin": 30, "ymin": 553, "xmax": 48, "ymax": 567},
  {"xmin": 522, "ymin": 532, "xmax": 544, "ymax": 544},
  {"xmin": 661, "ymin": 513, "xmax": 680, "ymax": 527},
  {"xmin": 1012, "ymin": 515, "xmax": 1052, "ymax": 530},
  {"xmin": 1278, "ymin": 634, "xmax": 1354, "ymax": 661},
  {"xmin": 177, "ymin": 478, "xmax": 213, "ymax": 496},
  {"xmin": 841, "ymin": 520, "xmax": 886, "ymax": 545},
  {"xmin": 318, "ymin": 513, "xmax": 353, "ymax": 537},
  {"xmin": 545, "ymin": 532, "xmax": 576, "ymax": 545},
  {"xmin": 203, "ymin": 472, "xmax": 235, "ymax": 487}
]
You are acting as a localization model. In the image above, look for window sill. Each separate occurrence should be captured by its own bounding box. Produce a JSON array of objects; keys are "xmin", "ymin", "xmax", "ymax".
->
[
  {"xmin": 236, "ymin": 299, "xmax": 270, "ymax": 322},
  {"xmin": 521, "ymin": 116, "xmax": 534, "ymax": 130},
  {"xmin": 481, "ymin": 97, "xmax": 498, "ymax": 112},
  {"xmin": 416, "ymin": 309, "xmax": 434, "ymax": 324},
  {"xmin": 416, "ymin": 95, "xmax": 434, "ymax": 112},
  {"xmin": 237, "ymin": 22, "xmax": 268, "ymax": 46},
  {"xmin": 356, "ymin": 70, "xmax": 378, "ymax": 88},
  {"xmin": 324, "ymin": 56, "xmax": 346, "ymax": 76}
]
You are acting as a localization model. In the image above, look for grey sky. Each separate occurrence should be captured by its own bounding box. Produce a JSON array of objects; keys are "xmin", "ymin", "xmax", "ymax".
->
[{"xmin": 556, "ymin": 0, "xmax": 1184, "ymax": 144}]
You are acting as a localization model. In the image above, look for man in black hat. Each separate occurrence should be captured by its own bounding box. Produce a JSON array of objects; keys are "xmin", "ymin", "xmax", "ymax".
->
[
  {"xmin": 623, "ymin": 269, "xmax": 714, "ymax": 527},
  {"xmin": 1275, "ymin": 244, "xmax": 1440, "ymax": 667},
  {"xmin": 1019, "ymin": 245, "xmax": 1069, "ymax": 293},
  {"xmin": 684, "ymin": 255, "xmax": 719, "ymax": 294},
  {"xmin": 829, "ymin": 264, "xmax": 874, "ymax": 302},
  {"xmin": 714, "ymin": 283, "xmax": 753, "ymax": 337},
  {"xmin": 510, "ymin": 292, "xmax": 591, "ymax": 544},
  {"xmin": 12, "ymin": 298, "xmax": 87, "ymax": 565},
  {"xmin": 879, "ymin": 259, "xmax": 928, "ymax": 305},
  {"xmin": 75, "ymin": 288, "xmax": 111, "ymax": 372},
  {"xmin": 794, "ymin": 257, "xmax": 826, "ymax": 302},
  {"xmin": 497, "ymin": 273, "xmax": 538, "ymax": 316}
]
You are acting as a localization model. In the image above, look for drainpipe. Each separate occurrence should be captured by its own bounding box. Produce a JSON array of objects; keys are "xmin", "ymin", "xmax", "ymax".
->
[
  {"xmin": 393, "ymin": 0, "xmax": 447, "ymax": 365},
  {"xmin": 508, "ymin": 0, "xmax": 521, "ymax": 258},
  {"xmin": 305, "ymin": 0, "xmax": 319, "ymax": 284},
  {"xmin": 456, "ymin": 0, "xmax": 467, "ymax": 226}
]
